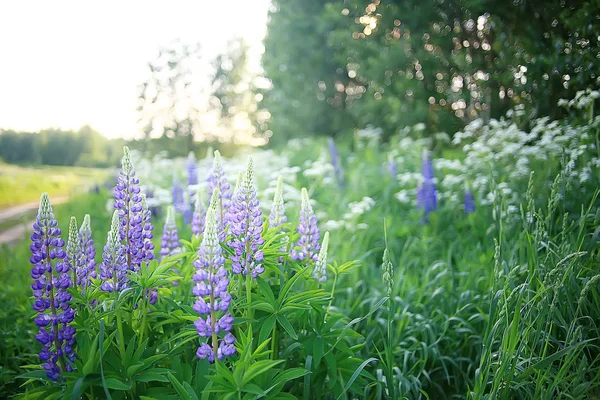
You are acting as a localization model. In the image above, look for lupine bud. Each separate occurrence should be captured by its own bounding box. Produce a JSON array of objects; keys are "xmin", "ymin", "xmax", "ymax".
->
[
  {"xmin": 160, "ymin": 206, "xmax": 180, "ymax": 259},
  {"xmin": 313, "ymin": 231, "xmax": 329, "ymax": 282},
  {"xmin": 209, "ymin": 186, "xmax": 226, "ymax": 241},
  {"xmin": 78, "ymin": 214, "xmax": 96, "ymax": 288},
  {"xmin": 269, "ymin": 176, "xmax": 286, "ymax": 228},
  {"xmin": 192, "ymin": 189, "xmax": 207, "ymax": 239},
  {"xmin": 227, "ymin": 158, "xmax": 265, "ymax": 277},
  {"xmin": 291, "ymin": 188, "xmax": 321, "ymax": 263},
  {"xmin": 99, "ymin": 211, "xmax": 128, "ymax": 292},
  {"xmin": 207, "ymin": 150, "xmax": 232, "ymax": 222},
  {"xmin": 382, "ymin": 248, "xmax": 394, "ymax": 297},
  {"xmin": 30, "ymin": 193, "xmax": 76, "ymax": 380},
  {"xmin": 114, "ymin": 146, "xmax": 145, "ymax": 272},
  {"xmin": 193, "ymin": 207, "xmax": 236, "ymax": 363},
  {"xmin": 66, "ymin": 216, "xmax": 84, "ymax": 289}
]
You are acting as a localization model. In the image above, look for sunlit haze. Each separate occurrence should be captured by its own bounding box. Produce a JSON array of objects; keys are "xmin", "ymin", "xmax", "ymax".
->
[{"xmin": 0, "ymin": 1, "xmax": 270, "ymax": 139}]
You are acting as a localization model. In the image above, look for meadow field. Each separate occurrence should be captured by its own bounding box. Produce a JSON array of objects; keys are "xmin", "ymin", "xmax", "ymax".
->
[{"xmin": 0, "ymin": 92, "xmax": 599, "ymax": 399}]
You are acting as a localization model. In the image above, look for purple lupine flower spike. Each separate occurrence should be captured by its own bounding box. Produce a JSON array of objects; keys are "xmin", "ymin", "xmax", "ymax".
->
[
  {"xmin": 140, "ymin": 195, "xmax": 155, "ymax": 263},
  {"xmin": 227, "ymin": 158, "xmax": 265, "ymax": 277},
  {"xmin": 193, "ymin": 206, "xmax": 236, "ymax": 363},
  {"xmin": 66, "ymin": 216, "xmax": 85, "ymax": 290},
  {"xmin": 172, "ymin": 175, "xmax": 192, "ymax": 224},
  {"xmin": 269, "ymin": 176, "xmax": 286, "ymax": 229},
  {"xmin": 78, "ymin": 214, "xmax": 97, "ymax": 288},
  {"xmin": 387, "ymin": 154, "xmax": 398, "ymax": 178},
  {"xmin": 291, "ymin": 188, "xmax": 321, "ymax": 263},
  {"xmin": 187, "ymin": 151, "xmax": 199, "ymax": 186},
  {"xmin": 30, "ymin": 193, "xmax": 76, "ymax": 380},
  {"xmin": 464, "ymin": 187, "xmax": 476, "ymax": 214},
  {"xmin": 114, "ymin": 146, "xmax": 144, "ymax": 272},
  {"xmin": 328, "ymin": 137, "xmax": 345, "ymax": 187},
  {"xmin": 160, "ymin": 206, "xmax": 180, "ymax": 259},
  {"xmin": 313, "ymin": 232, "xmax": 329, "ymax": 282},
  {"xmin": 418, "ymin": 150, "xmax": 437, "ymax": 216},
  {"xmin": 192, "ymin": 189, "xmax": 207, "ymax": 239},
  {"xmin": 207, "ymin": 150, "xmax": 232, "ymax": 223},
  {"xmin": 100, "ymin": 211, "xmax": 128, "ymax": 293}
]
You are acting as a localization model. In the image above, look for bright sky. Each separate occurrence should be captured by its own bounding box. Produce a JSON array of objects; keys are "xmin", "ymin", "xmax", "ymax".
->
[{"xmin": 0, "ymin": 0, "xmax": 271, "ymax": 139}]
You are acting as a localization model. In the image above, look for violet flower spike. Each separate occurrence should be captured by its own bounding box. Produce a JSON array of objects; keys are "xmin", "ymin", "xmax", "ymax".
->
[
  {"xmin": 78, "ymin": 214, "xmax": 97, "ymax": 289},
  {"xmin": 99, "ymin": 211, "xmax": 128, "ymax": 293},
  {"xmin": 328, "ymin": 137, "xmax": 345, "ymax": 187},
  {"xmin": 464, "ymin": 188, "xmax": 476, "ymax": 214},
  {"xmin": 160, "ymin": 206, "xmax": 180, "ymax": 260},
  {"xmin": 114, "ymin": 146, "xmax": 144, "ymax": 272},
  {"xmin": 313, "ymin": 231, "xmax": 329, "ymax": 283},
  {"xmin": 193, "ymin": 207, "xmax": 236, "ymax": 363},
  {"xmin": 192, "ymin": 189, "xmax": 207, "ymax": 239},
  {"xmin": 187, "ymin": 151, "xmax": 199, "ymax": 186},
  {"xmin": 227, "ymin": 158, "xmax": 265, "ymax": 277},
  {"xmin": 207, "ymin": 150, "xmax": 232, "ymax": 223},
  {"xmin": 291, "ymin": 188, "xmax": 321, "ymax": 263},
  {"xmin": 268, "ymin": 176, "xmax": 286, "ymax": 229},
  {"xmin": 30, "ymin": 193, "xmax": 76, "ymax": 380},
  {"xmin": 140, "ymin": 194, "xmax": 155, "ymax": 263},
  {"xmin": 418, "ymin": 150, "xmax": 437, "ymax": 216}
]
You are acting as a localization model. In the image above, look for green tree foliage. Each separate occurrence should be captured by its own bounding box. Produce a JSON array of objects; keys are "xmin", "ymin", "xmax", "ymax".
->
[{"xmin": 262, "ymin": 0, "xmax": 600, "ymax": 142}]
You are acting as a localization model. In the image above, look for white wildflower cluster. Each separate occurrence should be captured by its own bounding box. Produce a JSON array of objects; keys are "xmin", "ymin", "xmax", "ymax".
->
[
  {"xmin": 354, "ymin": 125, "xmax": 383, "ymax": 149},
  {"xmin": 324, "ymin": 196, "xmax": 375, "ymax": 232},
  {"xmin": 558, "ymin": 89, "xmax": 599, "ymax": 110}
]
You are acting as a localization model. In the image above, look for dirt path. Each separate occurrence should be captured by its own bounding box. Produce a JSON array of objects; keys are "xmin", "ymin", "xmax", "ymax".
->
[{"xmin": 0, "ymin": 196, "xmax": 69, "ymax": 245}]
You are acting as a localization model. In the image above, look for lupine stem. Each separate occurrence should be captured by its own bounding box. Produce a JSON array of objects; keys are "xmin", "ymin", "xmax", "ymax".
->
[
  {"xmin": 115, "ymin": 291, "xmax": 126, "ymax": 357},
  {"xmin": 325, "ymin": 273, "xmax": 338, "ymax": 322}
]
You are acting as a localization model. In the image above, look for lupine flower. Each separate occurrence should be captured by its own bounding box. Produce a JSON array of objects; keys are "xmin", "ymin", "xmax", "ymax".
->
[
  {"xmin": 227, "ymin": 158, "xmax": 265, "ymax": 277},
  {"xmin": 207, "ymin": 150, "xmax": 232, "ymax": 222},
  {"xmin": 187, "ymin": 151, "xmax": 199, "ymax": 186},
  {"xmin": 209, "ymin": 187, "xmax": 226, "ymax": 242},
  {"xmin": 160, "ymin": 206, "xmax": 180, "ymax": 259},
  {"xmin": 193, "ymin": 207, "xmax": 236, "ymax": 363},
  {"xmin": 328, "ymin": 137, "xmax": 345, "ymax": 187},
  {"xmin": 99, "ymin": 211, "xmax": 128, "ymax": 293},
  {"xmin": 192, "ymin": 189, "xmax": 207, "ymax": 239},
  {"xmin": 140, "ymin": 195, "xmax": 155, "ymax": 263},
  {"xmin": 387, "ymin": 154, "xmax": 398, "ymax": 178},
  {"xmin": 66, "ymin": 216, "xmax": 84, "ymax": 290},
  {"xmin": 78, "ymin": 214, "xmax": 96, "ymax": 288},
  {"xmin": 269, "ymin": 176, "xmax": 286, "ymax": 228},
  {"xmin": 464, "ymin": 189, "xmax": 476, "ymax": 214},
  {"xmin": 291, "ymin": 188, "xmax": 321, "ymax": 263},
  {"xmin": 114, "ymin": 146, "xmax": 144, "ymax": 272},
  {"xmin": 382, "ymin": 248, "xmax": 394, "ymax": 297},
  {"xmin": 172, "ymin": 176, "xmax": 192, "ymax": 223},
  {"xmin": 417, "ymin": 150, "xmax": 437, "ymax": 215},
  {"xmin": 30, "ymin": 193, "xmax": 76, "ymax": 380},
  {"xmin": 313, "ymin": 231, "xmax": 329, "ymax": 282}
]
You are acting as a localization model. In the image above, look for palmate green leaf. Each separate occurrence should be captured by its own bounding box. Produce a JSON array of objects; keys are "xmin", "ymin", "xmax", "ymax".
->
[
  {"xmin": 276, "ymin": 314, "xmax": 298, "ymax": 340},
  {"xmin": 135, "ymin": 368, "xmax": 171, "ymax": 383},
  {"xmin": 256, "ymin": 277, "xmax": 276, "ymax": 305},
  {"xmin": 260, "ymin": 314, "xmax": 277, "ymax": 343},
  {"xmin": 242, "ymin": 360, "xmax": 284, "ymax": 386},
  {"xmin": 104, "ymin": 376, "xmax": 132, "ymax": 390},
  {"xmin": 278, "ymin": 266, "xmax": 309, "ymax": 304}
]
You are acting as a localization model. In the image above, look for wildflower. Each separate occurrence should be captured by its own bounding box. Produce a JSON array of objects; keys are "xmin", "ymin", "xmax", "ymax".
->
[
  {"xmin": 140, "ymin": 195, "xmax": 155, "ymax": 262},
  {"xmin": 313, "ymin": 232, "xmax": 329, "ymax": 282},
  {"xmin": 114, "ymin": 146, "xmax": 144, "ymax": 272},
  {"xmin": 30, "ymin": 193, "xmax": 76, "ymax": 380},
  {"xmin": 207, "ymin": 150, "xmax": 232, "ymax": 222},
  {"xmin": 269, "ymin": 176, "xmax": 286, "ymax": 228},
  {"xmin": 387, "ymin": 154, "xmax": 398, "ymax": 178},
  {"xmin": 192, "ymin": 189, "xmax": 207, "ymax": 239},
  {"xmin": 78, "ymin": 214, "xmax": 97, "ymax": 288},
  {"xmin": 173, "ymin": 176, "xmax": 191, "ymax": 224},
  {"xmin": 160, "ymin": 206, "xmax": 180, "ymax": 259},
  {"xmin": 193, "ymin": 207, "xmax": 236, "ymax": 363},
  {"xmin": 66, "ymin": 216, "xmax": 85, "ymax": 290},
  {"xmin": 227, "ymin": 158, "xmax": 265, "ymax": 277},
  {"xmin": 99, "ymin": 211, "xmax": 128, "ymax": 293},
  {"xmin": 291, "ymin": 188, "xmax": 321, "ymax": 263},
  {"xmin": 328, "ymin": 137, "xmax": 345, "ymax": 187},
  {"xmin": 417, "ymin": 150, "xmax": 437, "ymax": 215},
  {"xmin": 464, "ymin": 189, "xmax": 476, "ymax": 214},
  {"xmin": 187, "ymin": 151, "xmax": 199, "ymax": 186}
]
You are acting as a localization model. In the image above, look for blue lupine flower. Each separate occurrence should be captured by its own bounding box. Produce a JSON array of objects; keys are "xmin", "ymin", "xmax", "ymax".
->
[
  {"xmin": 114, "ymin": 146, "xmax": 144, "ymax": 272},
  {"xmin": 291, "ymin": 188, "xmax": 321, "ymax": 263},
  {"xmin": 464, "ymin": 189, "xmax": 476, "ymax": 214},
  {"xmin": 313, "ymin": 232, "xmax": 329, "ymax": 282},
  {"xmin": 187, "ymin": 151, "xmax": 199, "ymax": 186},
  {"xmin": 78, "ymin": 214, "xmax": 97, "ymax": 289},
  {"xmin": 207, "ymin": 150, "xmax": 232, "ymax": 222},
  {"xmin": 227, "ymin": 158, "xmax": 265, "ymax": 277},
  {"xmin": 269, "ymin": 176, "xmax": 286, "ymax": 229},
  {"xmin": 192, "ymin": 189, "xmax": 207, "ymax": 239},
  {"xmin": 387, "ymin": 154, "xmax": 398, "ymax": 178},
  {"xmin": 140, "ymin": 195, "xmax": 155, "ymax": 263},
  {"xmin": 160, "ymin": 206, "xmax": 180, "ymax": 259},
  {"xmin": 417, "ymin": 150, "xmax": 437, "ymax": 215},
  {"xmin": 193, "ymin": 206, "xmax": 236, "ymax": 363},
  {"xmin": 328, "ymin": 137, "xmax": 345, "ymax": 187},
  {"xmin": 172, "ymin": 175, "xmax": 191, "ymax": 223},
  {"xmin": 99, "ymin": 211, "xmax": 128, "ymax": 293},
  {"xmin": 30, "ymin": 193, "xmax": 76, "ymax": 380}
]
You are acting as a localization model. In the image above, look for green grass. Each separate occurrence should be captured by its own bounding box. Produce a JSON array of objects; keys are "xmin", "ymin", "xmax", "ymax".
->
[{"xmin": 0, "ymin": 162, "xmax": 110, "ymax": 208}]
